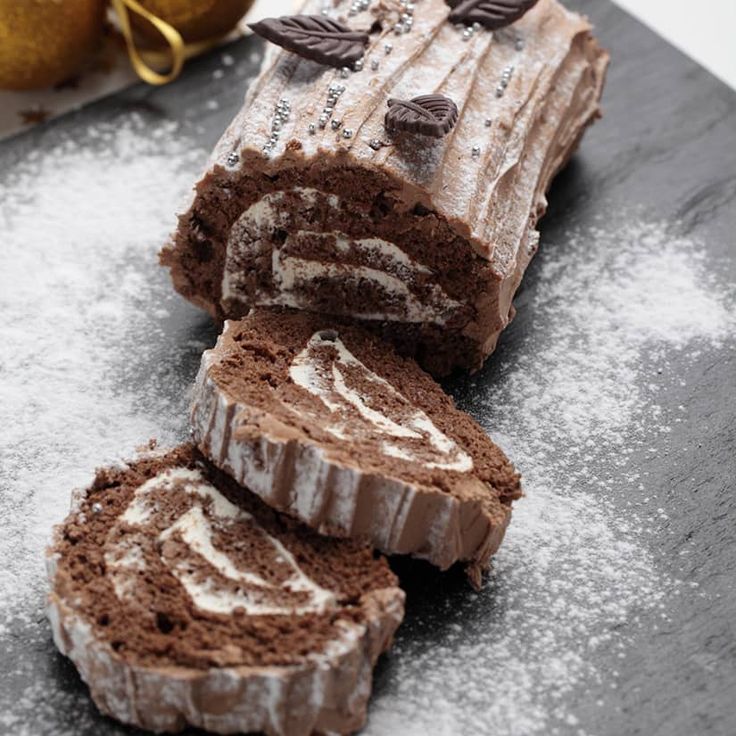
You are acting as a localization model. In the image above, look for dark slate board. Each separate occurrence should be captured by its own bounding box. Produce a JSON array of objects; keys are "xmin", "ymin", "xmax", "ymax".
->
[{"xmin": 1, "ymin": 2, "xmax": 734, "ymax": 735}]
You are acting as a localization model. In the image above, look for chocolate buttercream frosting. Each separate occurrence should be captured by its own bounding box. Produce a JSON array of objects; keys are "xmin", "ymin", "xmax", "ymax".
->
[
  {"xmin": 161, "ymin": 0, "xmax": 608, "ymax": 375},
  {"xmin": 191, "ymin": 309, "xmax": 521, "ymax": 586},
  {"xmin": 46, "ymin": 444, "xmax": 404, "ymax": 735}
]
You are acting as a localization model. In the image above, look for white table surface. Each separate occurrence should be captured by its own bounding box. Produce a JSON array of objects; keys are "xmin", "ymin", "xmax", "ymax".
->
[{"xmin": 612, "ymin": 0, "xmax": 736, "ymax": 90}]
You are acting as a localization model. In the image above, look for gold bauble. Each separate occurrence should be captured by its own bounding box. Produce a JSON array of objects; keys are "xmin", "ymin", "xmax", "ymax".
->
[
  {"xmin": 131, "ymin": 0, "xmax": 254, "ymax": 46},
  {"xmin": 0, "ymin": 0, "xmax": 106, "ymax": 91}
]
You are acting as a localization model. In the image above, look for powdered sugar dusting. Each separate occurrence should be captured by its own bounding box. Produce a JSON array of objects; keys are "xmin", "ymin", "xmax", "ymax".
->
[
  {"xmin": 366, "ymin": 218, "xmax": 734, "ymax": 735},
  {"xmin": 0, "ymin": 114, "xmax": 206, "ymax": 636},
  {"xmin": 0, "ymin": 108, "xmax": 733, "ymax": 734}
]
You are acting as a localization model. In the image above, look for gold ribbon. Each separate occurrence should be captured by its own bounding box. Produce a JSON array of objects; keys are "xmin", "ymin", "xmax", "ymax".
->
[{"xmin": 110, "ymin": 0, "xmax": 185, "ymax": 85}]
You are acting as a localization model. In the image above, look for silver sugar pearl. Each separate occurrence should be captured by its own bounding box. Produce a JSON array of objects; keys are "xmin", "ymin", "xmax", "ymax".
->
[
  {"xmin": 92, "ymin": 502, "xmax": 103, "ymax": 513},
  {"xmin": 369, "ymin": 138, "xmax": 382, "ymax": 150},
  {"xmin": 472, "ymin": 145, "xmax": 481, "ymax": 157},
  {"xmin": 340, "ymin": 67, "xmax": 350, "ymax": 78},
  {"xmin": 495, "ymin": 87, "xmax": 504, "ymax": 98},
  {"xmin": 371, "ymin": 59, "xmax": 379, "ymax": 71},
  {"xmin": 484, "ymin": 118, "xmax": 492, "ymax": 127},
  {"xmin": 353, "ymin": 59, "xmax": 364, "ymax": 71},
  {"xmin": 308, "ymin": 123, "xmax": 316, "ymax": 134},
  {"xmin": 384, "ymin": 43, "xmax": 393, "ymax": 54},
  {"xmin": 473, "ymin": 22, "xmax": 482, "ymax": 31},
  {"xmin": 226, "ymin": 152, "xmax": 239, "ymax": 166},
  {"xmin": 331, "ymin": 119, "xmax": 342, "ymax": 130},
  {"xmin": 342, "ymin": 128, "xmax": 353, "ymax": 139}
]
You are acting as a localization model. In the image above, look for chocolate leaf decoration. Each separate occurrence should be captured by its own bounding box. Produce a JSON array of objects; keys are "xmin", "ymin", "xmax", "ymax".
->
[
  {"xmin": 446, "ymin": 0, "xmax": 540, "ymax": 30},
  {"xmin": 385, "ymin": 95, "xmax": 459, "ymax": 138},
  {"xmin": 249, "ymin": 15, "xmax": 369, "ymax": 68}
]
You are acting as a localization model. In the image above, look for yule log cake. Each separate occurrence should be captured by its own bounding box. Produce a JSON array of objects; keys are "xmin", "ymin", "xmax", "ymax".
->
[
  {"xmin": 191, "ymin": 309, "xmax": 521, "ymax": 586},
  {"xmin": 161, "ymin": 0, "xmax": 609, "ymax": 375},
  {"xmin": 47, "ymin": 445, "xmax": 404, "ymax": 736}
]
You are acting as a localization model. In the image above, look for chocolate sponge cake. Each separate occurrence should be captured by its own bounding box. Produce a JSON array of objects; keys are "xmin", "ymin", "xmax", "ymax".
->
[
  {"xmin": 191, "ymin": 309, "xmax": 521, "ymax": 586},
  {"xmin": 46, "ymin": 444, "xmax": 404, "ymax": 735},
  {"xmin": 161, "ymin": 0, "xmax": 609, "ymax": 375}
]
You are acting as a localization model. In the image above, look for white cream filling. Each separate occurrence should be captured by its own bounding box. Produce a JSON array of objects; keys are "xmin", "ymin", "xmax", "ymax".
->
[
  {"xmin": 105, "ymin": 467, "xmax": 337, "ymax": 616},
  {"xmin": 223, "ymin": 188, "xmax": 463, "ymax": 325},
  {"xmin": 289, "ymin": 332, "xmax": 473, "ymax": 472},
  {"xmin": 240, "ymin": 187, "xmax": 338, "ymax": 229}
]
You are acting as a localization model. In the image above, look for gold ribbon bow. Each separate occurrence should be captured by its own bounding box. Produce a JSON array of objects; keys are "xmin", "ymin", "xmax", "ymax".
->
[{"xmin": 110, "ymin": 0, "xmax": 185, "ymax": 85}]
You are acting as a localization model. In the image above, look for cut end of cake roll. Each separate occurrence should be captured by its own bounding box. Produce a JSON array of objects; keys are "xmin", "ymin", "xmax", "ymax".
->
[
  {"xmin": 46, "ymin": 444, "xmax": 404, "ymax": 736},
  {"xmin": 191, "ymin": 308, "xmax": 521, "ymax": 583},
  {"xmin": 161, "ymin": 0, "xmax": 609, "ymax": 375}
]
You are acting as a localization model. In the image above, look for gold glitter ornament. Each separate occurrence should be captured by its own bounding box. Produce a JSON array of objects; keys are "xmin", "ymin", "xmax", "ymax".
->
[
  {"xmin": 130, "ymin": 0, "xmax": 254, "ymax": 46},
  {"xmin": 0, "ymin": 0, "xmax": 106, "ymax": 91}
]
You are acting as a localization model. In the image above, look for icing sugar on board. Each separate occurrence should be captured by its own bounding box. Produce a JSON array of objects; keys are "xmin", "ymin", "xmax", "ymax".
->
[{"xmin": 0, "ymin": 2, "xmax": 734, "ymax": 735}]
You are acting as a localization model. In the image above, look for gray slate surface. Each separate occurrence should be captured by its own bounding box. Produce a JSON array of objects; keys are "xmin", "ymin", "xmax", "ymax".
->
[{"xmin": 0, "ymin": 1, "xmax": 734, "ymax": 734}]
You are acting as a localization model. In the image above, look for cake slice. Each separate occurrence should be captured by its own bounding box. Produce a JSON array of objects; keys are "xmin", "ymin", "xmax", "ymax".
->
[
  {"xmin": 161, "ymin": 0, "xmax": 609, "ymax": 375},
  {"xmin": 46, "ymin": 444, "xmax": 404, "ymax": 736},
  {"xmin": 191, "ymin": 309, "xmax": 521, "ymax": 586}
]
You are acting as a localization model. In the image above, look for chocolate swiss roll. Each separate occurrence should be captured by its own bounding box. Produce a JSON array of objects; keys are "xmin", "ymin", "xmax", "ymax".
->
[
  {"xmin": 161, "ymin": 0, "xmax": 609, "ymax": 374},
  {"xmin": 47, "ymin": 444, "xmax": 404, "ymax": 736}
]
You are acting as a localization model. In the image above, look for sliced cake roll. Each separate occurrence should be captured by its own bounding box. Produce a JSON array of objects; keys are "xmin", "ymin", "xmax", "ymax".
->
[
  {"xmin": 161, "ymin": 0, "xmax": 609, "ymax": 374},
  {"xmin": 46, "ymin": 444, "xmax": 404, "ymax": 736},
  {"xmin": 191, "ymin": 309, "xmax": 521, "ymax": 586}
]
